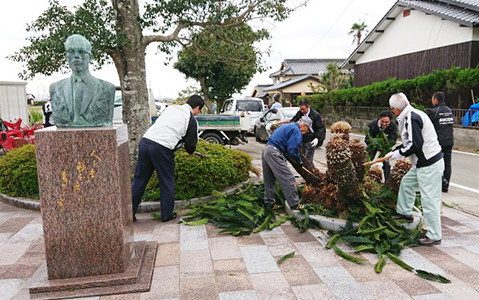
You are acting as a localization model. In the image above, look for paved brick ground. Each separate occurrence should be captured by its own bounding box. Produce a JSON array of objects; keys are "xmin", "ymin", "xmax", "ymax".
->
[
  {"xmin": 2, "ymin": 198, "xmax": 479, "ymax": 299},
  {"xmin": 2, "ymin": 141, "xmax": 479, "ymax": 299}
]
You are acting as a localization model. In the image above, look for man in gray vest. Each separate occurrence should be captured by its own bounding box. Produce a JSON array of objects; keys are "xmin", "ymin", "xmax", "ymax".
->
[{"xmin": 50, "ymin": 34, "xmax": 115, "ymax": 127}]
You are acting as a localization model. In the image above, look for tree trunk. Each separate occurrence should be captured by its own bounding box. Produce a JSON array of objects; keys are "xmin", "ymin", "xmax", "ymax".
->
[
  {"xmin": 112, "ymin": 0, "xmax": 150, "ymax": 171},
  {"xmin": 198, "ymin": 76, "xmax": 213, "ymax": 113}
]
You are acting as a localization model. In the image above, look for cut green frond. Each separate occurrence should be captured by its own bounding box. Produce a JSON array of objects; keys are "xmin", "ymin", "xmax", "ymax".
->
[
  {"xmin": 331, "ymin": 245, "xmax": 366, "ymax": 264},
  {"xmin": 181, "ymin": 218, "xmax": 209, "ymax": 226},
  {"xmin": 415, "ymin": 270, "xmax": 451, "ymax": 284},
  {"xmin": 326, "ymin": 233, "xmax": 341, "ymax": 249},
  {"xmin": 277, "ymin": 251, "xmax": 296, "ymax": 265},
  {"xmin": 374, "ymin": 254, "xmax": 386, "ymax": 273},
  {"xmin": 386, "ymin": 252, "xmax": 413, "ymax": 272},
  {"xmin": 354, "ymin": 244, "xmax": 375, "ymax": 252}
]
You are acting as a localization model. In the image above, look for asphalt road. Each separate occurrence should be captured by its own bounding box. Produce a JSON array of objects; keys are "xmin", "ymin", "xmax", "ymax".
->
[{"xmin": 233, "ymin": 132, "xmax": 479, "ymax": 197}]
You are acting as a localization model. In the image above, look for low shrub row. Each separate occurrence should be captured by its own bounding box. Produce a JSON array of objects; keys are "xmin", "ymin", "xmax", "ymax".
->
[
  {"xmin": 144, "ymin": 140, "xmax": 252, "ymax": 200},
  {"xmin": 307, "ymin": 67, "xmax": 479, "ymax": 109},
  {"xmin": 0, "ymin": 145, "xmax": 39, "ymax": 198},
  {"xmin": 0, "ymin": 140, "xmax": 253, "ymax": 200}
]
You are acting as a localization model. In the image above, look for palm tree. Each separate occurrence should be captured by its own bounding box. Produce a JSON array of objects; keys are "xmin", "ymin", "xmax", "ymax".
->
[{"xmin": 349, "ymin": 21, "xmax": 368, "ymax": 46}]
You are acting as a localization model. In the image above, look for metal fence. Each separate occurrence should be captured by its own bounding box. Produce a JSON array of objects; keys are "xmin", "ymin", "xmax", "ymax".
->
[{"xmin": 321, "ymin": 106, "xmax": 479, "ymax": 129}]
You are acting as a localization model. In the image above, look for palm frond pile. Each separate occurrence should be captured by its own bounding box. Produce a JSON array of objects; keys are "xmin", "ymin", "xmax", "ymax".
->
[{"xmin": 181, "ymin": 182, "xmax": 287, "ymax": 236}]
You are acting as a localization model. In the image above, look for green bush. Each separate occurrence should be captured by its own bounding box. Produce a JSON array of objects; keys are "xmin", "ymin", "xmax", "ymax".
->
[
  {"xmin": 29, "ymin": 110, "xmax": 43, "ymax": 125},
  {"xmin": 0, "ymin": 141, "xmax": 252, "ymax": 201},
  {"xmin": 144, "ymin": 140, "xmax": 253, "ymax": 200},
  {"xmin": 307, "ymin": 67, "xmax": 479, "ymax": 109},
  {"xmin": 0, "ymin": 145, "xmax": 39, "ymax": 198}
]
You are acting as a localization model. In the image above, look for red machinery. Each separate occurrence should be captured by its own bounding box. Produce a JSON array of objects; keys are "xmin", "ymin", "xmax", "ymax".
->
[{"xmin": 0, "ymin": 118, "xmax": 38, "ymax": 152}]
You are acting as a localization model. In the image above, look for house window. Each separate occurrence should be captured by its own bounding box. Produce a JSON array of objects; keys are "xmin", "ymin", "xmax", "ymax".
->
[{"xmin": 403, "ymin": 9, "xmax": 410, "ymax": 17}]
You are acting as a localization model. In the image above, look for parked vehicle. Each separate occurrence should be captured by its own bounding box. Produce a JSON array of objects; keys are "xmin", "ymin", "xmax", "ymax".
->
[
  {"xmin": 220, "ymin": 97, "xmax": 265, "ymax": 133},
  {"xmin": 196, "ymin": 113, "xmax": 251, "ymax": 145},
  {"xmin": 254, "ymin": 107, "xmax": 299, "ymax": 142}
]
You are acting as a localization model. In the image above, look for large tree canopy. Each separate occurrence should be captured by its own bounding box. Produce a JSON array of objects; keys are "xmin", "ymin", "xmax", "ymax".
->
[
  {"xmin": 9, "ymin": 0, "xmax": 299, "ymax": 169},
  {"xmin": 174, "ymin": 24, "xmax": 269, "ymax": 110}
]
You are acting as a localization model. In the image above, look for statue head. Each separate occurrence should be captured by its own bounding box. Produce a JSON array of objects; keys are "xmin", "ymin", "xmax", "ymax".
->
[{"xmin": 65, "ymin": 34, "xmax": 92, "ymax": 74}]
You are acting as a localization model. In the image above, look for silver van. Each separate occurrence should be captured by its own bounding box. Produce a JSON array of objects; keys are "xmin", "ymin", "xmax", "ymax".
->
[{"xmin": 220, "ymin": 97, "xmax": 265, "ymax": 132}]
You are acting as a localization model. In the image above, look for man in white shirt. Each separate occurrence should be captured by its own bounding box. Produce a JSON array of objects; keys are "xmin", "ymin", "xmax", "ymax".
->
[
  {"xmin": 131, "ymin": 95, "xmax": 204, "ymax": 222},
  {"xmin": 42, "ymin": 100, "xmax": 55, "ymax": 127},
  {"xmin": 270, "ymin": 98, "xmax": 283, "ymax": 109}
]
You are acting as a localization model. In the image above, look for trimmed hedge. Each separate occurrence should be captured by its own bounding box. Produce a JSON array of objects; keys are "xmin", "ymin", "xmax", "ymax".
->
[
  {"xmin": 0, "ymin": 145, "xmax": 39, "ymax": 198},
  {"xmin": 0, "ymin": 141, "xmax": 253, "ymax": 201},
  {"xmin": 144, "ymin": 140, "xmax": 253, "ymax": 200},
  {"xmin": 307, "ymin": 67, "xmax": 479, "ymax": 109}
]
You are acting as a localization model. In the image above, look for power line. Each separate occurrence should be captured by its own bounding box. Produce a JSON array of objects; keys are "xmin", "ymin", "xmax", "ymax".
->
[{"xmin": 303, "ymin": 0, "xmax": 355, "ymax": 56}]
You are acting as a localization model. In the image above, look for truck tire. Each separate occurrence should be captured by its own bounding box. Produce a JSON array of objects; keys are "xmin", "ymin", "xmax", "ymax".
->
[{"xmin": 202, "ymin": 132, "xmax": 223, "ymax": 144}]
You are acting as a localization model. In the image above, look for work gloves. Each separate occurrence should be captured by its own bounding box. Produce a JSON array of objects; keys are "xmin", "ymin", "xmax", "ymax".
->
[
  {"xmin": 386, "ymin": 150, "xmax": 403, "ymax": 161},
  {"xmin": 311, "ymin": 138, "xmax": 319, "ymax": 148}
]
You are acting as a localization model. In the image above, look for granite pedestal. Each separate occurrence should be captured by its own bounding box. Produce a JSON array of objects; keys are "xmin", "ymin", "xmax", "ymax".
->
[{"xmin": 30, "ymin": 125, "xmax": 157, "ymax": 299}]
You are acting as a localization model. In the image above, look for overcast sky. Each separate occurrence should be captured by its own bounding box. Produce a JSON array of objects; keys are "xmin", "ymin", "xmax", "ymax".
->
[{"xmin": 0, "ymin": 0, "xmax": 396, "ymax": 100}]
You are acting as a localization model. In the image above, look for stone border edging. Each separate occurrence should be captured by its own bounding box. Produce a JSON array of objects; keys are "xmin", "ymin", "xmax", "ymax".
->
[
  {"xmin": 0, "ymin": 178, "xmax": 254, "ymax": 213},
  {"xmin": 285, "ymin": 203, "xmax": 422, "ymax": 231},
  {"xmin": 0, "ymin": 193, "xmax": 40, "ymax": 211},
  {"xmin": 137, "ymin": 179, "xmax": 253, "ymax": 213}
]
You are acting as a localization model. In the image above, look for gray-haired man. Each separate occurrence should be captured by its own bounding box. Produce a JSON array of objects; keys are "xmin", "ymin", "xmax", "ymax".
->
[{"xmin": 387, "ymin": 93, "xmax": 444, "ymax": 246}]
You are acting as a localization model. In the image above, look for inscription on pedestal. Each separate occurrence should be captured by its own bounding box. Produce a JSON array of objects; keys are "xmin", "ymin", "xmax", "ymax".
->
[{"xmin": 35, "ymin": 126, "xmax": 132, "ymax": 280}]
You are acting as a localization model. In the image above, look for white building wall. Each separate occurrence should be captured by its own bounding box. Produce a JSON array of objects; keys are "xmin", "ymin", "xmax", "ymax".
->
[
  {"xmin": 0, "ymin": 81, "xmax": 29, "ymax": 123},
  {"xmin": 358, "ymin": 9, "xmax": 475, "ymax": 64}
]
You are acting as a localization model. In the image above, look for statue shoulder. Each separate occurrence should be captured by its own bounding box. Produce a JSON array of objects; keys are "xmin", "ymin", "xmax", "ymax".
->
[
  {"xmin": 50, "ymin": 78, "xmax": 70, "ymax": 91},
  {"xmin": 97, "ymin": 79, "xmax": 116, "ymax": 92}
]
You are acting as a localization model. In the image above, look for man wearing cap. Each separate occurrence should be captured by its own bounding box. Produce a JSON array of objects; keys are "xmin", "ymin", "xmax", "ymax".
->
[
  {"xmin": 262, "ymin": 120, "xmax": 310, "ymax": 211},
  {"xmin": 387, "ymin": 92, "xmax": 444, "ymax": 246},
  {"xmin": 290, "ymin": 98, "xmax": 326, "ymax": 163}
]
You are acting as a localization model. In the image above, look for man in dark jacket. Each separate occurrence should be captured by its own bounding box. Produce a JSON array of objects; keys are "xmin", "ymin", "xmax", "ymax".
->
[
  {"xmin": 365, "ymin": 110, "xmax": 398, "ymax": 181},
  {"xmin": 290, "ymin": 98, "xmax": 326, "ymax": 163},
  {"xmin": 427, "ymin": 91, "xmax": 454, "ymax": 192}
]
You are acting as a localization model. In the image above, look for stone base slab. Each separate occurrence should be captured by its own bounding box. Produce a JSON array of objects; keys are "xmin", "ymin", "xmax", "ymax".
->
[{"xmin": 29, "ymin": 241, "xmax": 157, "ymax": 299}]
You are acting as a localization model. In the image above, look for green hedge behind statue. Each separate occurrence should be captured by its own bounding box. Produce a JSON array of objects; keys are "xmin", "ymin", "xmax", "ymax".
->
[{"xmin": 0, "ymin": 141, "xmax": 252, "ymax": 201}]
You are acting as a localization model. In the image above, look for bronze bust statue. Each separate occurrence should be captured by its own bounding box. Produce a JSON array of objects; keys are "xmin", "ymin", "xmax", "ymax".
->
[{"xmin": 50, "ymin": 34, "xmax": 115, "ymax": 128}]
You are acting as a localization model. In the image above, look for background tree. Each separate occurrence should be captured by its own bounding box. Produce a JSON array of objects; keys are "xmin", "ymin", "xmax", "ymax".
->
[
  {"xmin": 176, "ymin": 85, "xmax": 203, "ymax": 105},
  {"xmin": 309, "ymin": 62, "xmax": 352, "ymax": 93},
  {"xmin": 349, "ymin": 20, "xmax": 368, "ymax": 46},
  {"xmin": 174, "ymin": 24, "xmax": 269, "ymax": 111},
  {"xmin": 320, "ymin": 62, "xmax": 352, "ymax": 92},
  {"xmin": 8, "ymin": 0, "xmax": 298, "ymax": 169}
]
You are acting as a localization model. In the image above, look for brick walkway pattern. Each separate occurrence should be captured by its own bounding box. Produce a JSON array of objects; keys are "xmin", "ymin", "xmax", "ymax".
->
[{"xmin": 2, "ymin": 199, "xmax": 479, "ymax": 299}]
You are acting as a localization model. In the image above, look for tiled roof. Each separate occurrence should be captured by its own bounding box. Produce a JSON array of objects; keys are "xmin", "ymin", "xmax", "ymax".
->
[
  {"xmin": 400, "ymin": 0, "xmax": 479, "ymax": 26},
  {"xmin": 252, "ymin": 84, "xmax": 273, "ymax": 97},
  {"xmin": 270, "ymin": 59, "xmax": 345, "ymax": 78},
  {"xmin": 264, "ymin": 74, "xmax": 320, "ymax": 91}
]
